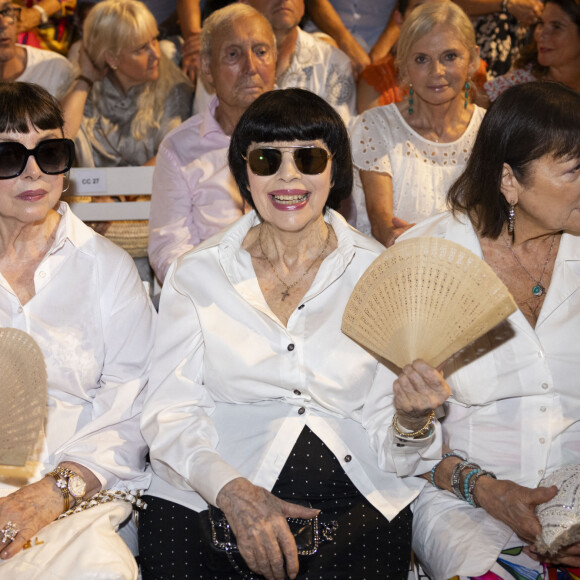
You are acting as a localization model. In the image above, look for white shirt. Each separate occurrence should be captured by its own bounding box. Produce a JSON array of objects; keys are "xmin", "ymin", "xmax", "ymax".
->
[
  {"xmin": 142, "ymin": 210, "xmax": 440, "ymax": 516},
  {"xmin": 148, "ymin": 97, "xmax": 247, "ymax": 283},
  {"xmin": 351, "ymin": 105, "xmax": 485, "ymax": 233},
  {"xmin": 0, "ymin": 203, "xmax": 155, "ymax": 492},
  {"xmin": 276, "ymin": 27, "xmax": 356, "ymax": 127},
  {"xmin": 19, "ymin": 44, "xmax": 74, "ymax": 100},
  {"xmin": 398, "ymin": 212, "xmax": 580, "ymax": 579}
]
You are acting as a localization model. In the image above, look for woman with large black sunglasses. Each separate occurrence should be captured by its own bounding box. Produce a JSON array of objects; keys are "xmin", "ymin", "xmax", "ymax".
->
[
  {"xmin": 0, "ymin": 82, "xmax": 155, "ymax": 578},
  {"xmin": 140, "ymin": 88, "xmax": 449, "ymax": 580}
]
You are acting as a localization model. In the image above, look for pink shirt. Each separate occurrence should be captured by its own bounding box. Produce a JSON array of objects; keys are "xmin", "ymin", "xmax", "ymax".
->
[{"xmin": 148, "ymin": 97, "xmax": 247, "ymax": 282}]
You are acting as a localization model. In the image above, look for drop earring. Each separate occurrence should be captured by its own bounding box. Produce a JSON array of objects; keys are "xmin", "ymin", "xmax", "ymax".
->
[
  {"xmin": 508, "ymin": 202, "xmax": 515, "ymax": 234},
  {"xmin": 464, "ymin": 80, "xmax": 470, "ymax": 109},
  {"xmin": 62, "ymin": 172, "xmax": 70, "ymax": 194},
  {"xmin": 408, "ymin": 84, "xmax": 414, "ymax": 115}
]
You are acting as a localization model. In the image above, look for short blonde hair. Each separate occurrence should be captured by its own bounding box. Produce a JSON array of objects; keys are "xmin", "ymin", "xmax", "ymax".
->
[{"xmin": 395, "ymin": 2, "xmax": 478, "ymax": 84}]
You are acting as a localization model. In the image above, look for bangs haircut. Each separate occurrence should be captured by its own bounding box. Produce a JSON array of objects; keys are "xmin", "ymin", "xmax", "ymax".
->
[
  {"xmin": 229, "ymin": 88, "xmax": 353, "ymax": 211},
  {"xmin": 83, "ymin": 0, "xmax": 158, "ymax": 69},
  {"xmin": 0, "ymin": 82, "xmax": 64, "ymax": 134},
  {"xmin": 448, "ymin": 81, "xmax": 580, "ymax": 239}
]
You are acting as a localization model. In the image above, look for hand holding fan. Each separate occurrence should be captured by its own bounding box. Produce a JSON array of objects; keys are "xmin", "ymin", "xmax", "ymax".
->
[
  {"xmin": 341, "ymin": 237, "xmax": 517, "ymax": 369},
  {"xmin": 0, "ymin": 328, "xmax": 47, "ymax": 481}
]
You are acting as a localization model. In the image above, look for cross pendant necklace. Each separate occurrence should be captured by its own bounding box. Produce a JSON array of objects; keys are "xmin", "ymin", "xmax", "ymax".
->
[{"xmin": 258, "ymin": 224, "xmax": 331, "ymax": 301}]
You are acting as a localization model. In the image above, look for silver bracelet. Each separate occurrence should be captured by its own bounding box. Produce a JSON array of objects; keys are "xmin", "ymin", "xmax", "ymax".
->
[{"xmin": 450, "ymin": 460, "xmax": 480, "ymax": 500}]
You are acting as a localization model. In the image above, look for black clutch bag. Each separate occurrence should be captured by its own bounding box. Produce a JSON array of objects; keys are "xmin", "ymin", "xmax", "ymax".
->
[{"xmin": 199, "ymin": 502, "xmax": 338, "ymax": 579}]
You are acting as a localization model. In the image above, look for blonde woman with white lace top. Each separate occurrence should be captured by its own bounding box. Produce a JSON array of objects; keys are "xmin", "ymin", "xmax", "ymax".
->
[{"xmin": 351, "ymin": 2, "xmax": 485, "ymax": 246}]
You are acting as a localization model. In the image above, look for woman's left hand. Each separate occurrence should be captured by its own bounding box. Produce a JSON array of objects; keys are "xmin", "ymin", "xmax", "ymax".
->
[
  {"xmin": 0, "ymin": 477, "xmax": 63, "ymax": 559},
  {"xmin": 393, "ymin": 359, "xmax": 451, "ymax": 430}
]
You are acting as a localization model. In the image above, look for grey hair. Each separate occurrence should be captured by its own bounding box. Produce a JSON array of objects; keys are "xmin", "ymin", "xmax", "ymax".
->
[{"xmin": 200, "ymin": 3, "xmax": 276, "ymax": 65}]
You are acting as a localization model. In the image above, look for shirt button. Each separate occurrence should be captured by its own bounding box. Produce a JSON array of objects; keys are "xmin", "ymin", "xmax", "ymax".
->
[
  {"xmin": 538, "ymin": 469, "xmax": 545, "ymax": 476},
  {"xmin": 541, "ymin": 383, "xmax": 549, "ymax": 390},
  {"xmin": 344, "ymin": 455, "xmax": 352, "ymax": 462},
  {"xmin": 293, "ymin": 389, "xmax": 301, "ymax": 396},
  {"xmin": 17, "ymin": 306, "xmax": 23, "ymax": 313},
  {"xmin": 287, "ymin": 344, "xmax": 295, "ymax": 351},
  {"xmin": 539, "ymin": 437, "xmax": 546, "ymax": 444},
  {"xmin": 298, "ymin": 407, "xmax": 305, "ymax": 415},
  {"xmin": 298, "ymin": 304, "xmax": 305, "ymax": 310},
  {"xmin": 38, "ymin": 271, "xmax": 46, "ymax": 278},
  {"xmin": 540, "ymin": 406, "xmax": 546, "ymax": 412}
]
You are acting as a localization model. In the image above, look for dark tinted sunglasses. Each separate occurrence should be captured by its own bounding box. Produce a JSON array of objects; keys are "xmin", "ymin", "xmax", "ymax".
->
[
  {"xmin": 0, "ymin": 138, "xmax": 75, "ymax": 179},
  {"xmin": 243, "ymin": 146, "xmax": 333, "ymax": 176}
]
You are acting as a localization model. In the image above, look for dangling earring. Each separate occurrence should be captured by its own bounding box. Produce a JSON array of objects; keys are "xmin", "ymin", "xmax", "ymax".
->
[
  {"xmin": 464, "ymin": 80, "xmax": 470, "ymax": 109},
  {"xmin": 408, "ymin": 84, "xmax": 414, "ymax": 115},
  {"xmin": 62, "ymin": 172, "xmax": 70, "ymax": 194},
  {"xmin": 507, "ymin": 202, "xmax": 515, "ymax": 234}
]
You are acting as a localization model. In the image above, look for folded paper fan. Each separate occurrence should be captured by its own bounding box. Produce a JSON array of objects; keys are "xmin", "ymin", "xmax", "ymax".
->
[
  {"xmin": 0, "ymin": 328, "xmax": 47, "ymax": 475},
  {"xmin": 341, "ymin": 237, "xmax": 517, "ymax": 369},
  {"xmin": 536, "ymin": 465, "xmax": 580, "ymax": 554}
]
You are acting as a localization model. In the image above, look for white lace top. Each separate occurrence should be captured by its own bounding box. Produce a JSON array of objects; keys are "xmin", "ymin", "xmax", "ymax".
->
[{"xmin": 351, "ymin": 104, "xmax": 485, "ymax": 225}]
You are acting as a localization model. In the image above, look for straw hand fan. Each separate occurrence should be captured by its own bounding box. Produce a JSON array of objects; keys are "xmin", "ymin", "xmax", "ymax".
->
[
  {"xmin": 0, "ymin": 328, "xmax": 47, "ymax": 479},
  {"xmin": 342, "ymin": 237, "xmax": 517, "ymax": 369}
]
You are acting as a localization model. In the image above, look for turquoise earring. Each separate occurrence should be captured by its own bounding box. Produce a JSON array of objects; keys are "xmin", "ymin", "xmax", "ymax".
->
[
  {"xmin": 464, "ymin": 80, "xmax": 470, "ymax": 108},
  {"xmin": 408, "ymin": 84, "xmax": 414, "ymax": 115}
]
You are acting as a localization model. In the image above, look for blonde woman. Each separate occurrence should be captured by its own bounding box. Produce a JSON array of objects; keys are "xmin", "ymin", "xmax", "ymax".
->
[
  {"xmin": 351, "ymin": 2, "xmax": 484, "ymax": 246},
  {"xmin": 62, "ymin": 0, "xmax": 193, "ymax": 167}
]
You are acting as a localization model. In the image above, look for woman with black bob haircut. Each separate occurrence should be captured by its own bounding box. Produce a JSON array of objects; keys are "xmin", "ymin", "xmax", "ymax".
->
[
  {"xmin": 0, "ymin": 82, "xmax": 154, "ymax": 578},
  {"xmin": 393, "ymin": 82, "xmax": 580, "ymax": 579},
  {"xmin": 229, "ymin": 87, "xmax": 353, "ymax": 212},
  {"xmin": 140, "ymin": 87, "xmax": 447, "ymax": 579}
]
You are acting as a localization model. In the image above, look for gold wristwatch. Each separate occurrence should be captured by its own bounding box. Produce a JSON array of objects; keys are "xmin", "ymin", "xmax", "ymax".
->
[{"xmin": 47, "ymin": 466, "xmax": 87, "ymax": 511}]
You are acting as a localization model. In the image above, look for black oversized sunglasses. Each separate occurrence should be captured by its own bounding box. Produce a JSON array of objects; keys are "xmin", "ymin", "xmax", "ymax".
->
[
  {"xmin": 243, "ymin": 146, "xmax": 333, "ymax": 176},
  {"xmin": 0, "ymin": 138, "xmax": 75, "ymax": 179}
]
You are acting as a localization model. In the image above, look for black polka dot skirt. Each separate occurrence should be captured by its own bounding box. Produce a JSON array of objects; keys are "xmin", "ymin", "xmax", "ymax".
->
[{"xmin": 139, "ymin": 426, "xmax": 412, "ymax": 579}]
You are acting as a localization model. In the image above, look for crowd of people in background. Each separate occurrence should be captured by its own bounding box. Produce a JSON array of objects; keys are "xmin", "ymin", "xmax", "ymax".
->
[{"xmin": 0, "ymin": 0, "xmax": 579, "ymax": 578}]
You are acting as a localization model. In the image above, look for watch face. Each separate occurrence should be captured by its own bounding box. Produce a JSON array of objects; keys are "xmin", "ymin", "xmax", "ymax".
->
[{"xmin": 68, "ymin": 475, "xmax": 86, "ymax": 498}]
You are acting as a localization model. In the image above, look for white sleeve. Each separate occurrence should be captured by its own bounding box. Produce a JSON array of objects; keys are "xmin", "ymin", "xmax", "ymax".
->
[
  {"xmin": 56, "ymin": 252, "xmax": 156, "ymax": 490},
  {"xmin": 141, "ymin": 260, "xmax": 242, "ymax": 506}
]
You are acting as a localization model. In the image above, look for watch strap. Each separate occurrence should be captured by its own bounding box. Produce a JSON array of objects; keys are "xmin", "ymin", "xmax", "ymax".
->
[{"xmin": 47, "ymin": 469, "xmax": 71, "ymax": 512}]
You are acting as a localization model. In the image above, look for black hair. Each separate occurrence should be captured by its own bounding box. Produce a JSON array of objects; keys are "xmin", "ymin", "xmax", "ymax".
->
[
  {"xmin": 448, "ymin": 81, "xmax": 580, "ymax": 238},
  {"xmin": 228, "ymin": 88, "xmax": 353, "ymax": 211},
  {"xmin": 516, "ymin": 0, "xmax": 580, "ymax": 74},
  {"xmin": 0, "ymin": 82, "xmax": 65, "ymax": 134}
]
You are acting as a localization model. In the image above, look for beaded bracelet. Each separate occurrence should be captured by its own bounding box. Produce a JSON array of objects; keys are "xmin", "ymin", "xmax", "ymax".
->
[
  {"xmin": 467, "ymin": 469, "xmax": 497, "ymax": 507},
  {"xmin": 392, "ymin": 410, "xmax": 435, "ymax": 439},
  {"xmin": 463, "ymin": 468, "xmax": 482, "ymax": 505},
  {"xmin": 429, "ymin": 452, "xmax": 466, "ymax": 488},
  {"xmin": 450, "ymin": 460, "xmax": 480, "ymax": 500}
]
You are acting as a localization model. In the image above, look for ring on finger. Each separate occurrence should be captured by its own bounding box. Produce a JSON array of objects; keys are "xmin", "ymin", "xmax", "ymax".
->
[{"xmin": 0, "ymin": 521, "xmax": 19, "ymax": 543}]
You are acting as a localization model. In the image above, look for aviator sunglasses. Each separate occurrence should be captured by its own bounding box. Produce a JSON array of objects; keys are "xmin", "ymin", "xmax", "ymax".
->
[
  {"xmin": 243, "ymin": 146, "xmax": 333, "ymax": 176},
  {"xmin": 0, "ymin": 138, "xmax": 75, "ymax": 179}
]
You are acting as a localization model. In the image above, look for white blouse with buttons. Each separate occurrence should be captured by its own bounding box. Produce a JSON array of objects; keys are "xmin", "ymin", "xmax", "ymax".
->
[{"xmin": 141, "ymin": 209, "xmax": 440, "ymax": 516}]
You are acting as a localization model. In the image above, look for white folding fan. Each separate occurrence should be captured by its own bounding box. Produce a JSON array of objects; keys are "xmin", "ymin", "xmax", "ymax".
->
[
  {"xmin": 341, "ymin": 237, "xmax": 517, "ymax": 369},
  {"xmin": 0, "ymin": 328, "xmax": 47, "ymax": 481}
]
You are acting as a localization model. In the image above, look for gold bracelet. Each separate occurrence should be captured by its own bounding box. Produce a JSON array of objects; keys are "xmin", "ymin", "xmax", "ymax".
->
[{"xmin": 392, "ymin": 410, "xmax": 435, "ymax": 439}]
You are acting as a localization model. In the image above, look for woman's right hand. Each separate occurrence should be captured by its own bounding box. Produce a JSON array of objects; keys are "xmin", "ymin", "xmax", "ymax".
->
[
  {"xmin": 77, "ymin": 44, "xmax": 107, "ymax": 84},
  {"xmin": 384, "ymin": 217, "xmax": 415, "ymax": 248},
  {"xmin": 474, "ymin": 476, "xmax": 557, "ymax": 544},
  {"xmin": 216, "ymin": 478, "xmax": 319, "ymax": 580}
]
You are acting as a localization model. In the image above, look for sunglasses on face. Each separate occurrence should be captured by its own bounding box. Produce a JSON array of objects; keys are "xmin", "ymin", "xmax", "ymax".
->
[
  {"xmin": 243, "ymin": 146, "xmax": 333, "ymax": 176},
  {"xmin": 0, "ymin": 139, "xmax": 75, "ymax": 179}
]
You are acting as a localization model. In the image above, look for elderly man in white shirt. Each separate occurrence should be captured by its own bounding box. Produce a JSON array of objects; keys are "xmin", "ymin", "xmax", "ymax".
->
[{"xmin": 148, "ymin": 3, "xmax": 277, "ymax": 283}]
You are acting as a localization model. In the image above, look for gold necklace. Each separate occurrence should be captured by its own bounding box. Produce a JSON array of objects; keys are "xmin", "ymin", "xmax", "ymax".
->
[
  {"xmin": 501, "ymin": 233, "xmax": 557, "ymax": 297},
  {"xmin": 258, "ymin": 225, "xmax": 331, "ymax": 302}
]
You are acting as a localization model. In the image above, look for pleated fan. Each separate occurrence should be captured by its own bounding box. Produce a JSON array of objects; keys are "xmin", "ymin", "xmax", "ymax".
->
[
  {"xmin": 0, "ymin": 328, "xmax": 47, "ymax": 477},
  {"xmin": 342, "ymin": 237, "xmax": 517, "ymax": 369}
]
